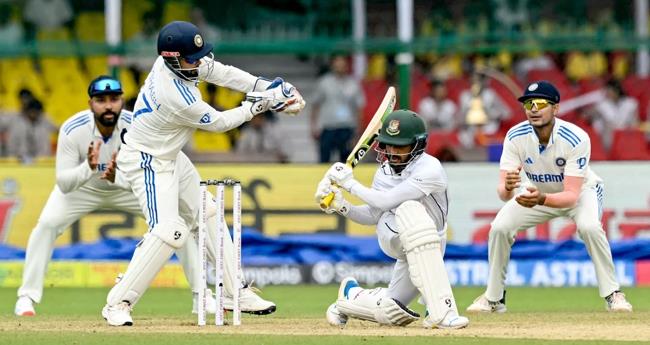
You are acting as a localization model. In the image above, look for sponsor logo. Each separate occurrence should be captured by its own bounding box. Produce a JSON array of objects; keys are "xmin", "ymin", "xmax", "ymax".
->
[
  {"xmin": 525, "ymin": 157, "xmax": 534, "ymax": 164},
  {"xmin": 526, "ymin": 172, "xmax": 564, "ymax": 183},
  {"xmin": 199, "ymin": 113, "xmax": 211, "ymax": 124},
  {"xmin": 174, "ymin": 231, "xmax": 181, "ymax": 240},
  {"xmin": 528, "ymin": 83, "xmax": 539, "ymax": 91}
]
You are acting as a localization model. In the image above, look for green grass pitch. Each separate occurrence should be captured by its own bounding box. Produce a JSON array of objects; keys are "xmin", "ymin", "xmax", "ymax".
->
[{"xmin": 1, "ymin": 286, "xmax": 649, "ymax": 344}]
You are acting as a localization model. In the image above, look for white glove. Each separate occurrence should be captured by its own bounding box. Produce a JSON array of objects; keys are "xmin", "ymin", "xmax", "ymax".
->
[
  {"xmin": 326, "ymin": 162, "xmax": 356, "ymax": 192},
  {"xmin": 280, "ymin": 84, "xmax": 305, "ymax": 116},
  {"xmin": 243, "ymin": 78, "xmax": 295, "ymax": 115},
  {"xmin": 314, "ymin": 176, "xmax": 333, "ymax": 203},
  {"xmin": 321, "ymin": 187, "xmax": 350, "ymax": 216}
]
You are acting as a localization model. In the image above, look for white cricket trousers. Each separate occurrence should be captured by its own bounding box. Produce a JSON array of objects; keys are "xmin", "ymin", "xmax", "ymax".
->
[
  {"xmin": 375, "ymin": 211, "xmax": 447, "ymax": 306},
  {"xmin": 486, "ymin": 183, "xmax": 619, "ymax": 301},
  {"xmin": 17, "ymin": 185, "xmax": 199, "ymax": 303}
]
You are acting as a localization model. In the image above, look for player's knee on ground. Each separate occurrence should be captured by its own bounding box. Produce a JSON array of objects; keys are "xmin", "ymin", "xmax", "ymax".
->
[{"xmin": 150, "ymin": 217, "xmax": 190, "ymax": 249}]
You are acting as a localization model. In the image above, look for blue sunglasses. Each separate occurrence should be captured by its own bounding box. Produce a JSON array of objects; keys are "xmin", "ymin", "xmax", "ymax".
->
[{"xmin": 89, "ymin": 79, "xmax": 122, "ymax": 95}]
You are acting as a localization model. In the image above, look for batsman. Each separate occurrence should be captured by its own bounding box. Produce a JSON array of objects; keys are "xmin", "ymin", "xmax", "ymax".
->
[{"xmin": 315, "ymin": 110, "xmax": 469, "ymax": 329}]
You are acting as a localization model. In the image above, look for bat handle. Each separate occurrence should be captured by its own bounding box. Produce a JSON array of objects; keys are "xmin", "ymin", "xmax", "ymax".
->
[{"xmin": 319, "ymin": 191, "xmax": 335, "ymax": 209}]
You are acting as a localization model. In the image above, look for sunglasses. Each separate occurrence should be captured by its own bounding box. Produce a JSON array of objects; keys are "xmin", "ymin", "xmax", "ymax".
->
[
  {"xmin": 523, "ymin": 99, "xmax": 554, "ymax": 111},
  {"xmin": 90, "ymin": 79, "xmax": 122, "ymax": 94}
]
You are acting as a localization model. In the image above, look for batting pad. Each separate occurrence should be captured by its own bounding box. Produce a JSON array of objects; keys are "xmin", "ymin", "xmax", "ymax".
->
[
  {"xmin": 337, "ymin": 288, "xmax": 419, "ymax": 326},
  {"xmin": 106, "ymin": 234, "xmax": 175, "ymax": 306},
  {"xmin": 396, "ymin": 201, "xmax": 458, "ymax": 324}
]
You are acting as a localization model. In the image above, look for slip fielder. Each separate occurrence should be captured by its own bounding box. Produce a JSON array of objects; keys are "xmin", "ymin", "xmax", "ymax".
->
[{"xmin": 466, "ymin": 80, "xmax": 633, "ymax": 313}]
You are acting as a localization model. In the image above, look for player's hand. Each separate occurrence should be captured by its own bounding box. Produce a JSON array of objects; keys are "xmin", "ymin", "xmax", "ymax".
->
[
  {"xmin": 515, "ymin": 186, "xmax": 545, "ymax": 208},
  {"xmin": 326, "ymin": 162, "xmax": 355, "ymax": 192},
  {"xmin": 321, "ymin": 187, "xmax": 350, "ymax": 216},
  {"xmin": 87, "ymin": 141, "xmax": 101, "ymax": 171},
  {"xmin": 101, "ymin": 151, "xmax": 118, "ymax": 183},
  {"xmin": 314, "ymin": 176, "xmax": 333, "ymax": 203},
  {"xmin": 504, "ymin": 166, "xmax": 522, "ymax": 192}
]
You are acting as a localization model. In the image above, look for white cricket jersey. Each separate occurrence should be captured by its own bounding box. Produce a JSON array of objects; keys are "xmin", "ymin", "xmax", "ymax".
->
[
  {"xmin": 370, "ymin": 153, "xmax": 449, "ymax": 230},
  {"xmin": 56, "ymin": 109, "xmax": 132, "ymax": 194},
  {"xmin": 500, "ymin": 118, "xmax": 602, "ymax": 194},
  {"xmin": 125, "ymin": 56, "xmax": 270, "ymax": 160}
]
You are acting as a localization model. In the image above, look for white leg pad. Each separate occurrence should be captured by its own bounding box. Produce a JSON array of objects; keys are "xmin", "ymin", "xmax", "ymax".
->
[
  {"xmin": 107, "ymin": 233, "xmax": 175, "ymax": 306},
  {"xmin": 396, "ymin": 200, "xmax": 459, "ymax": 324},
  {"xmin": 337, "ymin": 288, "xmax": 419, "ymax": 326}
]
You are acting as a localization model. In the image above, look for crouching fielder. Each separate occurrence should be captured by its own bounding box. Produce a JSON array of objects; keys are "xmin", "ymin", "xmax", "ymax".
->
[{"xmin": 315, "ymin": 110, "xmax": 468, "ymax": 329}]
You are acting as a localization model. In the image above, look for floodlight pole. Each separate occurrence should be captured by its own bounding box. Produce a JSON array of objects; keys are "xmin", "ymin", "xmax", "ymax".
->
[{"xmin": 396, "ymin": 0, "xmax": 413, "ymax": 109}]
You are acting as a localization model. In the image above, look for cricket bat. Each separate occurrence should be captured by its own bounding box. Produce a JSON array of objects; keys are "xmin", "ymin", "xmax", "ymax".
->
[{"xmin": 319, "ymin": 86, "xmax": 397, "ymax": 209}]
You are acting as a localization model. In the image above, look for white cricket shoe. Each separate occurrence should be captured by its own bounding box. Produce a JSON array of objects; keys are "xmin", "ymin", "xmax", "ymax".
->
[
  {"xmin": 14, "ymin": 296, "xmax": 36, "ymax": 316},
  {"xmin": 223, "ymin": 285, "xmax": 276, "ymax": 315},
  {"xmin": 423, "ymin": 313, "xmax": 469, "ymax": 329},
  {"xmin": 338, "ymin": 276, "xmax": 360, "ymax": 300},
  {"xmin": 606, "ymin": 291, "xmax": 633, "ymax": 312},
  {"xmin": 466, "ymin": 293, "xmax": 507, "ymax": 313},
  {"xmin": 102, "ymin": 302, "xmax": 133, "ymax": 326},
  {"xmin": 192, "ymin": 289, "xmax": 218, "ymax": 314},
  {"xmin": 325, "ymin": 302, "xmax": 348, "ymax": 327}
]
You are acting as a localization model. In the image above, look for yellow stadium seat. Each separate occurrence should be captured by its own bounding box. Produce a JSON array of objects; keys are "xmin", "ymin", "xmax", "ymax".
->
[
  {"xmin": 76, "ymin": 12, "xmax": 105, "ymax": 41},
  {"xmin": 163, "ymin": 1, "xmax": 191, "ymax": 24},
  {"xmin": 216, "ymin": 87, "xmax": 244, "ymax": 109},
  {"xmin": 193, "ymin": 131, "xmax": 231, "ymax": 152},
  {"xmin": 118, "ymin": 68, "xmax": 139, "ymax": 99},
  {"xmin": 85, "ymin": 56, "xmax": 109, "ymax": 78}
]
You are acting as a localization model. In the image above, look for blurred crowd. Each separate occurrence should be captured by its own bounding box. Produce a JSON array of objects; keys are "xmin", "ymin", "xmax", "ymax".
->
[{"xmin": 0, "ymin": 0, "xmax": 649, "ymax": 163}]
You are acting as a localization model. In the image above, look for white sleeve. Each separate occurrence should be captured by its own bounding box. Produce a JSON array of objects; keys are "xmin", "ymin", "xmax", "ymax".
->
[
  {"xmin": 174, "ymin": 99, "xmax": 254, "ymax": 132},
  {"xmin": 200, "ymin": 58, "xmax": 271, "ymax": 92},
  {"xmin": 499, "ymin": 138, "xmax": 521, "ymax": 171},
  {"xmin": 347, "ymin": 204, "xmax": 382, "ymax": 225},
  {"xmin": 564, "ymin": 137, "xmax": 591, "ymax": 178},
  {"xmin": 55, "ymin": 132, "xmax": 95, "ymax": 194},
  {"xmin": 348, "ymin": 180, "xmax": 427, "ymax": 212}
]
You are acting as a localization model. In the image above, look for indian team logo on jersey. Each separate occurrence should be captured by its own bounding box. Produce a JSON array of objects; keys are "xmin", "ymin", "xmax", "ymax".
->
[
  {"xmin": 386, "ymin": 120, "xmax": 400, "ymax": 136},
  {"xmin": 555, "ymin": 157, "xmax": 566, "ymax": 167},
  {"xmin": 194, "ymin": 34, "xmax": 203, "ymax": 47}
]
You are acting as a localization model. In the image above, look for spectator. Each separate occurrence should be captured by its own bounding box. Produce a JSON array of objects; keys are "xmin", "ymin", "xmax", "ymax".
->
[
  {"xmin": 457, "ymin": 72, "xmax": 511, "ymax": 147},
  {"xmin": 4, "ymin": 98, "xmax": 57, "ymax": 163},
  {"xmin": 417, "ymin": 79, "xmax": 458, "ymax": 131},
  {"xmin": 22, "ymin": 0, "xmax": 73, "ymax": 40},
  {"xmin": 0, "ymin": 3, "xmax": 23, "ymax": 45},
  {"xmin": 310, "ymin": 55, "xmax": 365, "ymax": 163},
  {"xmin": 235, "ymin": 111, "xmax": 288, "ymax": 163},
  {"xmin": 586, "ymin": 80, "xmax": 639, "ymax": 150}
]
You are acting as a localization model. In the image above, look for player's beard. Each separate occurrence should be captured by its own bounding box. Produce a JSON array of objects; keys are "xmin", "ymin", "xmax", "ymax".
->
[{"xmin": 97, "ymin": 110, "xmax": 120, "ymax": 127}]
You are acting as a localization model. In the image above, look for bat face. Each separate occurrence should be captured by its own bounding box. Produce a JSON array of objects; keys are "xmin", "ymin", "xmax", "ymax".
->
[{"xmin": 346, "ymin": 87, "xmax": 396, "ymax": 168}]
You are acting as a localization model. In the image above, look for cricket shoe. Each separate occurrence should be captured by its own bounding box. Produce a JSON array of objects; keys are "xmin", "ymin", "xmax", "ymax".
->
[
  {"xmin": 423, "ymin": 313, "xmax": 469, "ymax": 329},
  {"xmin": 466, "ymin": 292, "xmax": 507, "ymax": 313},
  {"xmin": 325, "ymin": 303, "xmax": 348, "ymax": 327},
  {"xmin": 192, "ymin": 289, "xmax": 218, "ymax": 314},
  {"xmin": 14, "ymin": 295, "xmax": 36, "ymax": 316},
  {"xmin": 223, "ymin": 284, "xmax": 276, "ymax": 315},
  {"xmin": 102, "ymin": 302, "xmax": 133, "ymax": 326},
  {"xmin": 606, "ymin": 291, "xmax": 633, "ymax": 312}
]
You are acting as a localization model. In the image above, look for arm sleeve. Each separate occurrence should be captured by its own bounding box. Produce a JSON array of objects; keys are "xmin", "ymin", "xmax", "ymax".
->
[
  {"xmin": 563, "ymin": 137, "xmax": 590, "ymax": 178},
  {"xmin": 200, "ymin": 58, "xmax": 272, "ymax": 93},
  {"xmin": 348, "ymin": 180, "xmax": 427, "ymax": 212},
  {"xmin": 499, "ymin": 137, "xmax": 521, "ymax": 171},
  {"xmin": 174, "ymin": 100, "xmax": 254, "ymax": 133},
  {"xmin": 347, "ymin": 204, "xmax": 383, "ymax": 225},
  {"xmin": 55, "ymin": 133, "xmax": 96, "ymax": 194}
]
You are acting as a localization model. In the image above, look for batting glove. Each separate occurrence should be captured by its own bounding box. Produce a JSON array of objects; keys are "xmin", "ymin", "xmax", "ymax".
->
[
  {"xmin": 314, "ymin": 176, "xmax": 333, "ymax": 203},
  {"xmin": 322, "ymin": 187, "xmax": 351, "ymax": 216},
  {"xmin": 326, "ymin": 162, "xmax": 356, "ymax": 192}
]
